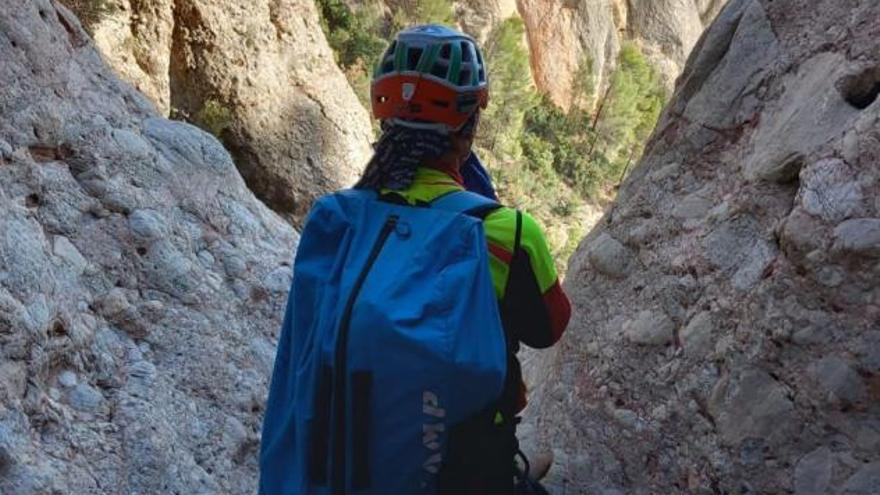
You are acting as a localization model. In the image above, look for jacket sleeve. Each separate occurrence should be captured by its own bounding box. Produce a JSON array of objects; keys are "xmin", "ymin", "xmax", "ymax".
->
[{"xmin": 499, "ymin": 211, "xmax": 571, "ymax": 349}]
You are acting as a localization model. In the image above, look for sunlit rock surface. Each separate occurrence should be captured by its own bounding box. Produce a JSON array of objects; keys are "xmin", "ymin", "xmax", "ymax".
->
[
  {"xmin": 71, "ymin": 0, "xmax": 373, "ymax": 225},
  {"xmin": 516, "ymin": 0, "xmax": 728, "ymax": 109},
  {"xmin": 0, "ymin": 2, "xmax": 296, "ymax": 492}
]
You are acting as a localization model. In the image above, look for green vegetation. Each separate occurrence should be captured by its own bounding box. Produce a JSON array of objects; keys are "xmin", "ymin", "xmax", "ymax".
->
[
  {"xmin": 193, "ymin": 99, "xmax": 234, "ymax": 138},
  {"xmin": 315, "ymin": 0, "xmax": 456, "ymax": 114},
  {"xmin": 316, "ymin": 0, "xmax": 387, "ymax": 70},
  {"xmin": 593, "ymin": 43, "xmax": 666, "ymax": 179},
  {"xmin": 478, "ymin": 28, "xmax": 667, "ymax": 267},
  {"xmin": 478, "ymin": 17, "xmax": 536, "ymax": 161},
  {"xmin": 315, "ymin": 6, "xmax": 666, "ymax": 268},
  {"xmin": 518, "ymin": 42, "xmax": 666, "ymax": 200},
  {"xmin": 389, "ymin": 0, "xmax": 456, "ymax": 30},
  {"xmin": 61, "ymin": 0, "xmax": 115, "ymax": 34}
]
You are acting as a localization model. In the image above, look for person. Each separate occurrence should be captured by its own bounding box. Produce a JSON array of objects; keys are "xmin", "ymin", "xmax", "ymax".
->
[
  {"xmin": 360, "ymin": 25, "xmax": 571, "ymax": 494},
  {"xmin": 260, "ymin": 24, "xmax": 570, "ymax": 495}
]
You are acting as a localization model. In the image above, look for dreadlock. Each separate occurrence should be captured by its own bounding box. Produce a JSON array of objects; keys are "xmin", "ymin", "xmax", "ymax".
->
[{"xmin": 355, "ymin": 113, "xmax": 480, "ymax": 191}]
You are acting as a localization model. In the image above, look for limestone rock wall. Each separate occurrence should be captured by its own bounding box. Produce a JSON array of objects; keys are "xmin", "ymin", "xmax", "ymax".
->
[
  {"xmin": 0, "ymin": 2, "xmax": 296, "ymax": 492},
  {"xmin": 74, "ymin": 0, "xmax": 373, "ymax": 225},
  {"xmin": 525, "ymin": 0, "xmax": 880, "ymax": 493},
  {"xmin": 516, "ymin": 0, "xmax": 728, "ymax": 109},
  {"xmin": 454, "ymin": 0, "xmax": 519, "ymax": 43}
]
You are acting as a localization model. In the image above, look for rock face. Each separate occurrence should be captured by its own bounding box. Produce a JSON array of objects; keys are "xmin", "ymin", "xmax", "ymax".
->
[
  {"xmin": 525, "ymin": 0, "xmax": 880, "ymax": 492},
  {"xmin": 516, "ymin": 0, "xmax": 728, "ymax": 109},
  {"xmin": 73, "ymin": 0, "xmax": 373, "ymax": 225},
  {"xmin": 454, "ymin": 0, "xmax": 519, "ymax": 43},
  {"xmin": 0, "ymin": 2, "xmax": 296, "ymax": 493}
]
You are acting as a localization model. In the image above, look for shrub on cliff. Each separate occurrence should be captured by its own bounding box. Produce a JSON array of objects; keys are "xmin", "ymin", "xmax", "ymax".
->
[{"xmin": 478, "ymin": 17, "xmax": 537, "ymax": 160}]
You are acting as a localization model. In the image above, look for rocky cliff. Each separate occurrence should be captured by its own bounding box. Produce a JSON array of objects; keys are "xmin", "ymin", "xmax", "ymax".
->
[
  {"xmin": 525, "ymin": 0, "xmax": 880, "ymax": 492},
  {"xmin": 71, "ymin": 0, "xmax": 373, "ymax": 225},
  {"xmin": 0, "ymin": 2, "xmax": 296, "ymax": 492},
  {"xmin": 517, "ymin": 0, "xmax": 728, "ymax": 109},
  {"xmin": 455, "ymin": 0, "xmax": 518, "ymax": 43}
]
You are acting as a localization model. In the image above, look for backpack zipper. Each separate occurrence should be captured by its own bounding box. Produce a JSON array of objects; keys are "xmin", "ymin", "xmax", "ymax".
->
[{"xmin": 332, "ymin": 214, "xmax": 399, "ymax": 495}]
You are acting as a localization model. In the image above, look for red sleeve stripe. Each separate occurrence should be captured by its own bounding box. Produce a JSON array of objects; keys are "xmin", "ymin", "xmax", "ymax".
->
[
  {"xmin": 542, "ymin": 280, "xmax": 571, "ymax": 344},
  {"xmin": 488, "ymin": 243, "xmax": 513, "ymax": 264}
]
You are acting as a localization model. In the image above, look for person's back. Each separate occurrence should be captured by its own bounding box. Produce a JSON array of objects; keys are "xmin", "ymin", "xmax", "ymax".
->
[
  {"xmin": 386, "ymin": 166, "xmax": 569, "ymax": 494},
  {"xmin": 260, "ymin": 24, "xmax": 571, "ymax": 495}
]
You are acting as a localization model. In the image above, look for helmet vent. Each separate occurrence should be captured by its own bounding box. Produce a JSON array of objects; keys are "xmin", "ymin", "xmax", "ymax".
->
[
  {"xmin": 460, "ymin": 42, "xmax": 473, "ymax": 63},
  {"xmin": 439, "ymin": 43, "xmax": 452, "ymax": 60},
  {"xmin": 458, "ymin": 68, "xmax": 472, "ymax": 86},
  {"xmin": 430, "ymin": 62, "xmax": 448, "ymax": 79},
  {"xmin": 407, "ymin": 47, "xmax": 424, "ymax": 70}
]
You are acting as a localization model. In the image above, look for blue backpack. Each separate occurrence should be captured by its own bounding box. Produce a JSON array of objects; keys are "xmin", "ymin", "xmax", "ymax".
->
[{"xmin": 260, "ymin": 188, "xmax": 509, "ymax": 495}]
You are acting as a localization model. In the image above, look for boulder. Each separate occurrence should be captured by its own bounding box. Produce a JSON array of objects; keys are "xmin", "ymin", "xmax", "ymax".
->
[
  {"xmin": 0, "ymin": 2, "xmax": 296, "ymax": 493},
  {"xmin": 516, "ymin": 0, "xmax": 729, "ymax": 109},
  {"xmin": 68, "ymin": 0, "xmax": 373, "ymax": 225},
  {"xmin": 524, "ymin": 0, "xmax": 880, "ymax": 492}
]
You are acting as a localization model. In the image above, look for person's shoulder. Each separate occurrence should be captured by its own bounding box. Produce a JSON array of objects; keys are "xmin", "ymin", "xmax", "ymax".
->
[{"xmin": 483, "ymin": 205, "xmax": 548, "ymax": 245}]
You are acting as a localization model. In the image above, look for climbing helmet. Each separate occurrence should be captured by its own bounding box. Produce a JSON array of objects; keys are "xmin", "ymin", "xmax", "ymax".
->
[{"xmin": 371, "ymin": 24, "xmax": 489, "ymax": 133}]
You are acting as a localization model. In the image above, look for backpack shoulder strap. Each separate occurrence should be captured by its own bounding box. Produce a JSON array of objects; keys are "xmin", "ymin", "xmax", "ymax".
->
[
  {"xmin": 335, "ymin": 188, "xmax": 379, "ymax": 202},
  {"xmin": 429, "ymin": 190, "xmax": 502, "ymax": 220}
]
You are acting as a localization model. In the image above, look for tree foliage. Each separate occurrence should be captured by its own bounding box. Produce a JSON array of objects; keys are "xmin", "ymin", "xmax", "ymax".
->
[
  {"xmin": 478, "ymin": 17, "xmax": 536, "ymax": 160},
  {"xmin": 60, "ymin": 0, "xmax": 114, "ymax": 34},
  {"xmin": 594, "ymin": 42, "xmax": 666, "ymax": 176},
  {"xmin": 482, "ymin": 36, "xmax": 667, "ymax": 266},
  {"xmin": 315, "ymin": 0, "xmax": 387, "ymax": 71},
  {"xmin": 316, "ymin": 7, "xmax": 667, "ymax": 268}
]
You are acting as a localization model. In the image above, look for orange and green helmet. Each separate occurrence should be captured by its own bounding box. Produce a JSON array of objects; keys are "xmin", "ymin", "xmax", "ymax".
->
[{"xmin": 371, "ymin": 24, "xmax": 489, "ymax": 133}]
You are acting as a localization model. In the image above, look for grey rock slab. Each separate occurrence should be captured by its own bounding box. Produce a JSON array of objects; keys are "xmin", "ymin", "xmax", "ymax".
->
[
  {"xmin": 0, "ymin": 139, "xmax": 11, "ymax": 159},
  {"xmin": 709, "ymin": 368, "xmax": 795, "ymax": 446},
  {"xmin": 833, "ymin": 218, "xmax": 880, "ymax": 257},
  {"xmin": 800, "ymin": 158, "xmax": 864, "ymax": 223},
  {"xmin": 128, "ymin": 209, "xmax": 168, "ymax": 241},
  {"xmin": 681, "ymin": 311, "xmax": 715, "ymax": 357},
  {"xmin": 262, "ymin": 266, "xmax": 293, "ymax": 293},
  {"xmin": 792, "ymin": 323, "xmax": 834, "ymax": 346},
  {"xmin": 68, "ymin": 383, "xmax": 105, "ymax": 413},
  {"xmin": 682, "ymin": 0, "xmax": 780, "ymax": 129},
  {"xmin": 809, "ymin": 356, "xmax": 867, "ymax": 406},
  {"xmin": 745, "ymin": 53, "xmax": 858, "ymax": 183},
  {"xmin": 0, "ymin": 2, "xmax": 298, "ymax": 492},
  {"xmin": 814, "ymin": 265, "xmax": 845, "ymax": 288},
  {"xmin": 794, "ymin": 446, "xmax": 833, "ymax": 495},
  {"xmin": 587, "ymin": 233, "xmax": 637, "ymax": 279},
  {"xmin": 702, "ymin": 215, "xmax": 777, "ymax": 290},
  {"xmin": 57, "ymin": 371, "xmax": 77, "ymax": 389},
  {"xmin": 525, "ymin": 0, "xmax": 880, "ymax": 493},
  {"xmin": 127, "ymin": 360, "xmax": 157, "ymax": 381},
  {"xmin": 672, "ymin": 190, "xmax": 714, "ymax": 220},
  {"xmin": 849, "ymin": 331, "xmax": 880, "ymax": 373},
  {"xmin": 623, "ymin": 309, "xmax": 675, "ymax": 346},
  {"xmin": 840, "ymin": 462, "xmax": 880, "ymax": 495},
  {"xmin": 52, "ymin": 236, "xmax": 88, "ymax": 273}
]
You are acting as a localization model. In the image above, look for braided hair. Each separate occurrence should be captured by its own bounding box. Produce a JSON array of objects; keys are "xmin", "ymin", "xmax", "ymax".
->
[{"xmin": 355, "ymin": 113, "xmax": 480, "ymax": 191}]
